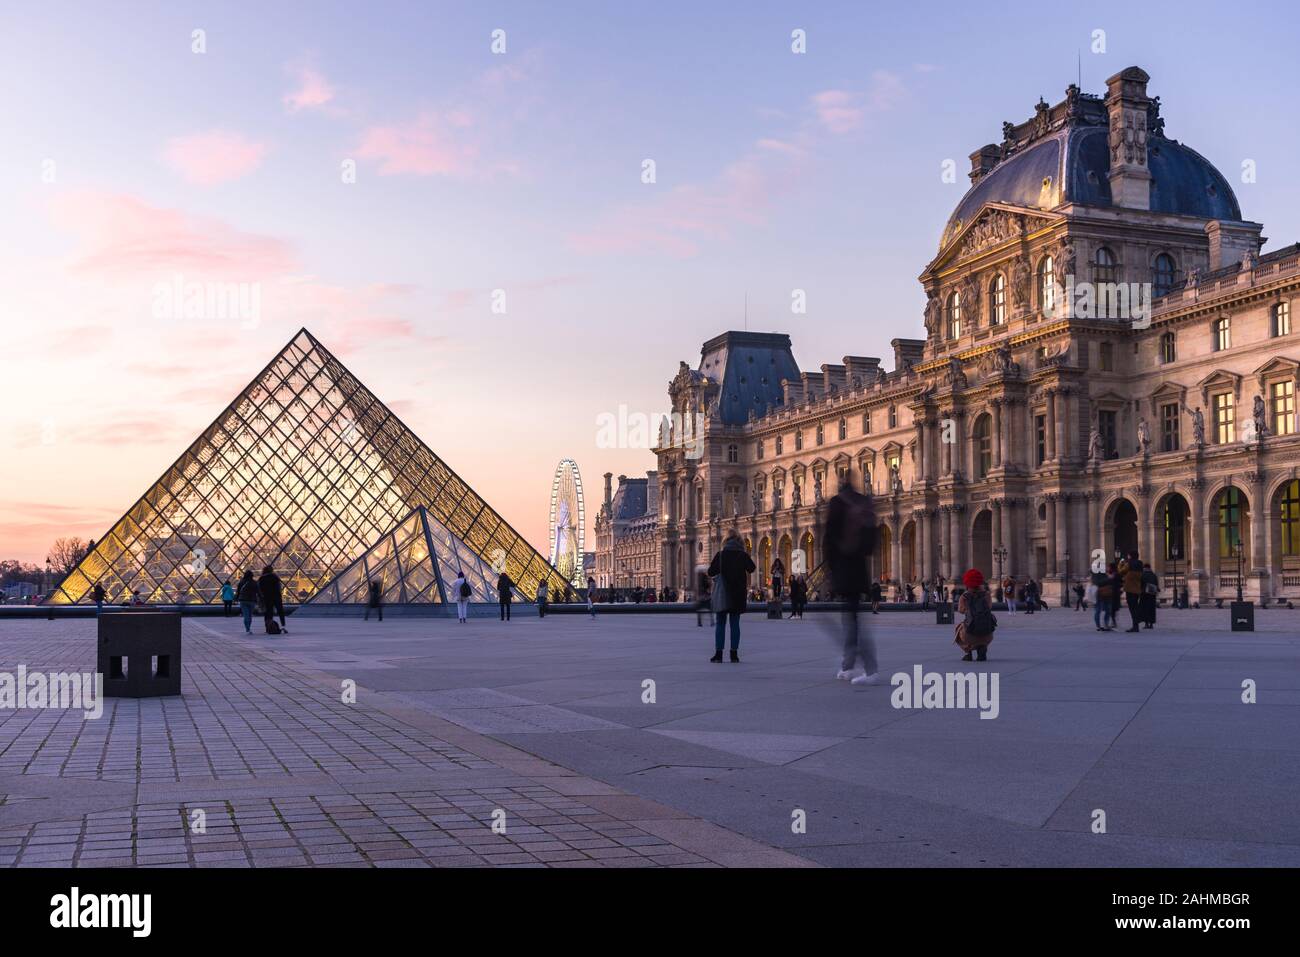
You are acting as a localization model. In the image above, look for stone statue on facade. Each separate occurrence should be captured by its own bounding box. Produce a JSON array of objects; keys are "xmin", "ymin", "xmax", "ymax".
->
[
  {"xmin": 791, "ymin": 482, "xmax": 802, "ymax": 507},
  {"xmin": 771, "ymin": 486, "xmax": 780, "ymax": 512},
  {"xmin": 1253, "ymin": 394, "xmax": 1269, "ymax": 439},
  {"xmin": 1087, "ymin": 427, "xmax": 1104, "ymax": 463},
  {"xmin": 751, "ymin": 487, "xmax": 762, "ymax": 514},
  {"xmin": 992, "ymin": 343, "xmax": 1019, "ymax": 374},
  {"xmin": 813, "ymin": 473, "xmax": 823, "ymax": 503},
  {"xmin": 1011, "ymin": 256, "xmax": 1031, "ymax": 309},
  {"xmin": 923, "ymin": 294, "xmax": 941, "ymax": 338},
  {"xmin": 1137, "ymin": 418, "xmax": 1151, "ymax": 455},
  {"xmin": 1189, "ymin": 405, "xmax": 1206, "ymax": 446}
]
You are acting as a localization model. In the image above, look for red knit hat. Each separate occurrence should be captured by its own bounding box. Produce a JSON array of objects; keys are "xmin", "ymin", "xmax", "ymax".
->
[{"xmin": 962, "ymin": 568, "xmax": 985, "ymax": 590}]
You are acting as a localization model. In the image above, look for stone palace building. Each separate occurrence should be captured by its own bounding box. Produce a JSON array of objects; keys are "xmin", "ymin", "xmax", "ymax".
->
[{"xmin": 639, "ymin": 66, "xmax": 1300, "ymax": 606}]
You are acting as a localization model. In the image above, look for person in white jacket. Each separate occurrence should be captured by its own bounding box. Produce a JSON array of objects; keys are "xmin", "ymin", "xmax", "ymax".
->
[{"xmin": 452, "ymin": 571, "xmax": 470, "ymax": 623}]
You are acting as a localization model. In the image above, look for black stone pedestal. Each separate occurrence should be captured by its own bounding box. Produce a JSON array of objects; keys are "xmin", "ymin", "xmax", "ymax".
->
[
  {"xmin": 935, "ymin": 602, "xmax": 954, "ymax": 625},
  {"xmin": 766, "ymin": 600, "xmax": 783, "ymax": 620},
  {"xmin": 97, "ymin": 611, "xmax": 182, "ymax": 697},
  {"xmin": 1230, "ymin": 601, "xmax": 1255, "ymax": 632}
]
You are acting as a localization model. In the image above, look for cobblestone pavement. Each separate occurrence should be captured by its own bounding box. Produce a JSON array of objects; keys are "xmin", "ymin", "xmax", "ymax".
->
[{"xmin": 0, "ymin": 619, "xmax": 806, "ymax": 868}]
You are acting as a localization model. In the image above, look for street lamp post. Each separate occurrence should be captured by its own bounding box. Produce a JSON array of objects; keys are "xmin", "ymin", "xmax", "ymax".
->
[
  {"xmin": 1235, "ymin": 540, "xmax": 1245, "ymax": 603},
  {"xmin": 993, "ymin": 545, "xmax": 1007, "ymax": 590},
  {"xmin": 1169, "ymin": 544, "xmax": 1181, "ymax": 608}
]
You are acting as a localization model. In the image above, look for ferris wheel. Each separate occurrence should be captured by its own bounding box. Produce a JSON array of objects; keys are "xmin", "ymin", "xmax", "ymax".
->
[{"xmin": 548, "ymin": 459, "xmax": 585, "ymax": 586}]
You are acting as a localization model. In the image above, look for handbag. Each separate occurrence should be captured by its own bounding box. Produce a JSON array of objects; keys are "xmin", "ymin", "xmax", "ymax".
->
[
  {"xmin": 1085, "ymin": 584, "xmax": 1098, "ymax": 603},
  {"xmin": 710, "ymin": 576, "xmax": 729, "ymax": 613}
]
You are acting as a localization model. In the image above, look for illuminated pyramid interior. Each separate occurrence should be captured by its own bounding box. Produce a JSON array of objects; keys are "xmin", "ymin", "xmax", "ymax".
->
[
  {"xmin": 302, "ymin": 505, "xmax": 525, "ymax": 606},
  {"xmin": 48, "ymin": 328, "xmax": 571, "ymax": 606}
]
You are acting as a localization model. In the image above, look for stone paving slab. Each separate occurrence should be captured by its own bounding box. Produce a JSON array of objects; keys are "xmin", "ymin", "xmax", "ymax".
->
[{"xmin": 0, "ymin": 619, "xmax": 808, "ymax": 868}]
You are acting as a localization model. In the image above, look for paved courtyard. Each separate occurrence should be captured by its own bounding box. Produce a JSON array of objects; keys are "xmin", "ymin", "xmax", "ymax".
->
[{"xmin": 1, "ymin": 606, "xmax": 1298, "ymax": 867}]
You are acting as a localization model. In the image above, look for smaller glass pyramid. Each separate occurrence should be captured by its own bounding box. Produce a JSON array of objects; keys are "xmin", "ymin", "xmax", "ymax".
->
[{"xmin": 303, "ymin": 505, "xmax": 524, "ymax": 607}]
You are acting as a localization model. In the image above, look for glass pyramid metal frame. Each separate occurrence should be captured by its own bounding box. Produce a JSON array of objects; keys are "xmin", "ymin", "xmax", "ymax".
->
[
  {"xmin": 47, "ymin": 328, "xmax": 573, "ymax": 606},
  {"xmin": 301, "ymin": 505, "xmax": 524, "ymax": 606}
]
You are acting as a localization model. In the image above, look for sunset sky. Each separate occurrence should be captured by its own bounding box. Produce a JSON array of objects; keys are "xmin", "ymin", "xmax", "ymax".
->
[{"xmin": 1, "ymin": 0, "xmax": 1297, "ymax": 564}]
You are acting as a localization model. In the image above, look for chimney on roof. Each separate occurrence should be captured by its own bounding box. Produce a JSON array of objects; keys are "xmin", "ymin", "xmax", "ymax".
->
[
  {"xmin": 969, "ymin": 144, "xmax": 1001, "ymax": 184},
  {"xmin": 603, "ymin": 472, "xmax": 613, "ymax": 508},
  {"xmin": 1105, "ymin": 66, "xmax": 1153, "ymax": 210}
]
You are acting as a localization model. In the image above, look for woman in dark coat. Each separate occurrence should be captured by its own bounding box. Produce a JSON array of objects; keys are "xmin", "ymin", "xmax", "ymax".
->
[
  {"xmin": 707, "ymin": 530, "xmax": 756, "ymax": 663},
  {"xmin": 1139, "ymin": 565, "xmax": 1159, "ymax": 629}
]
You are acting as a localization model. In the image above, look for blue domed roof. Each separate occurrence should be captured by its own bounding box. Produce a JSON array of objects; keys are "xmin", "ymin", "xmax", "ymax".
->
[{"xmin": 941, "ymin": 126, "xmax": 1241, "ymax": 250}]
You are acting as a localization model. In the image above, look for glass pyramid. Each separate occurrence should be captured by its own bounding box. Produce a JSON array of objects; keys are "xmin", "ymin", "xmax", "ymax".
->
[
  {"xmin": 47, "ymin": 328, "xmax": 572, "ymax": 606},
  {"xmin": 302, "ymin": 505, "xmax": 523, "ymax": 606}
]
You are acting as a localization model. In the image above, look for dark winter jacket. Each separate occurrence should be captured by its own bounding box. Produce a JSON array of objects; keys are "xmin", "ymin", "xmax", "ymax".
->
[
  {"xmin": 258, "ymin": 571, "xmax": 283, "ymax": 606},
  {"xmin": 821, "ymin": 487, "xmax": 877, "ymax": 598},
  {"xmin": 236, "ymin": 575, "xmax": 259, "ymax": 603},
  {"xmin": 708, "ymin": 538, "xmax": 756, "ymax": 614}
]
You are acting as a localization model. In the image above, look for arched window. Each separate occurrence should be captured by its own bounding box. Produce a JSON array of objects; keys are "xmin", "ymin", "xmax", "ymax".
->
[
  {"xmin": 888, "ymin": 405, "xmax": 897, "ymax": 428},
  {"xmin": 838, "ymin": 417, "xmax": 847, "ymax": 441},
  {"xmin": 1153, "ymin": 253, "xmax": 1177, "ymax": 297},
  {"xmin": 946, "ymin": 291, "xmax": 962, "ymax": 339},
  {"xmin": 989, "ymin": 274, "xmax": 1006, "ymax": 325},
  {"xmin": 1038, "ymin": 255, "xmax": 1055, "ymax": 315},
  {"xmin": 1161, "ymin": 497, "xmax": 1187, "ymax": 561},
  {"xmin": 1282, "ymin": 480, "xmax": 1300, "ymax": 557},
  {"xmin": 1093, "ymin": 246, "xmax": 1118, "ymax": 283},
  {"xmin": 1213, "ymin": 316, "xmax": 1231, "ymax": 352},
  {"xmin": 1273, "ymin": 300, "xmax": 1291, "ymax": 337},
  {"xmin": 794, "ymin": 429, "xmax": 803, "ymax": 451},
  {"xmin": 726, "ymin": 443, "xmax": 739, "ymax": 464},
  {"xmin": 973, "ymin": 414, "xmax": 992, "ymax": 478},
  {"xmin": 1218, "ymin": 488, "xmax": 1244, "ymax": 560},
  {"xmin": 1160, "ymin": 331, "xmax": 1176, "ymax": 364}
]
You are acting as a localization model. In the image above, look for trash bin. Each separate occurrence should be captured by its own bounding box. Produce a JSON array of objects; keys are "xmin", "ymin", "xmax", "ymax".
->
[
  {"xmin": 935, "ymin": 602, "xmax": 954, "ymax": 625},
  {"xmin": 1230, "ymin": 601, "xmax": 1254, "ymax": 632},
  {"xmin": 97, "ymin": 610, "xmax": 182, "ymax": 697}
]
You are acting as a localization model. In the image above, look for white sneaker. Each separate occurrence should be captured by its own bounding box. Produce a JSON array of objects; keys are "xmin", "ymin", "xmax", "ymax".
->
[
  {"xmin": 850, "ymin": 672, "xmax": 880, "ymax": 686},
  {"xmin": 836, "ymin": 667, "xmax": 864, "ymax": 681}
]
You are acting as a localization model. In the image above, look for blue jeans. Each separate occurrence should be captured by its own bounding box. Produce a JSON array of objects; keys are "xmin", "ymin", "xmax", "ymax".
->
[
  {"xmin": 714, "ymin": 611, "xmax": 740, "ymax": 653},
  {"xmin": 240, "ymin": 601, "xmax": 254, "ymax": 632},
  {"xmin": 1093, "ymin": 600, "xmax": 1106, "ymax": 629}
]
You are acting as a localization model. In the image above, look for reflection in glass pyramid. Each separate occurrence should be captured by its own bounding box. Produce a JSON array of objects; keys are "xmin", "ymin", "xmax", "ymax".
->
[
  {"xmin": 46, "ymin": 328, "xmax": 572, "ymax": 606},
  {"xmin": 302, "ymin": 505, "xmax": 523, "ymax": 608}
]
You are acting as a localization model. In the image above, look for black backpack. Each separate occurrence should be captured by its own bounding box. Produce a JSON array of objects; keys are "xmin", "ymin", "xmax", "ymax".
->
[
  {"xmin": 266, "ymin": 619, "xmax": 281, "ymax": 635},
  {"xmin": 967, "ymin": 592, "xmax": 996, "ymax": 635},
  {"xmin": 459, "ymin": 582, "xmax": 471, "ymax": 598}
]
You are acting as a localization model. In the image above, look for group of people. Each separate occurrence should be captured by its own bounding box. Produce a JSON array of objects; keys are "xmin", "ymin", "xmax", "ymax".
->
[
  {"xmin": 1089, "ymin": 553, "xmax": 1160, "ymax": 632},
  {"xmin": 230, "ymin": 568, "xmax": 287, "ymax": 635}
]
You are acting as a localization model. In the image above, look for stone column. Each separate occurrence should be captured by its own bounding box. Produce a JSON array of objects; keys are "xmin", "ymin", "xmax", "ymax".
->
[
  {"xmin": 1137, "ymin": 485, "xmax": 1153, "ymax": 564},
  {"xmin": 1045, "ymin": 388, "xmax": 1057, "ymax": 460},
  {"xmin": 1249, "ymin": 470, "xmax": 1268, "ymax": 597},
  {"xmin": 992, "ymin": 399, "xmax": 1004, "ymax": 468},
  {"xmin": 992, "ymin": 498, "xmax": 1004, "ymax": 549},
  {"xmin": 954, "ymin": 504, "xmax": 968, "ymax": 573},
  {"xmin": 891, "ymin": 515, "xmax": 903, "ymax": 587},
  {"xmin": 1000, "ymin": 497, "xmax": 1014, "ymax": 569},
  {"xmin": 941, "ymin": 411, "xmax": 953, "ymax": 476},
  {"xmin": 1046, "ymin": 494, "xmax": 1058, "ymax": 578},
  {"xmin": 917, "ymin": 508, "xmax": 929, "ymax": 581},
  {"xmin": 1187, "ymin": 479, "xmax": 1206, "ymax": 593},
  {"xmin": 1055, "ymin": 388, "xmax": 1069, "ymax": 462},
  {"xmin": 915, "ymin": 419, "xmax": 927, "ymax": 485},
  {"xmin": 942, "ymin": 506, "xmax": 953, "ymax": 581}
]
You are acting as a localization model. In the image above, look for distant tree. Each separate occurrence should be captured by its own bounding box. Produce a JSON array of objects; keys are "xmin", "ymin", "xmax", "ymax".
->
[{"xmin": 48, "ymin": 537, "xmax": 88, "ymax": 576}]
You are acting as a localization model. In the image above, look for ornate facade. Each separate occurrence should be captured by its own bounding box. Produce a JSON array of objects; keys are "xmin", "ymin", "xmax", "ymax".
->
[
  {"xmin": 592, "ymin": 472, "xmax": 661, "ymax": 591},
  {"xmin": 651, "ymin": 67, "xmax": 1300, "ymax": 605}
]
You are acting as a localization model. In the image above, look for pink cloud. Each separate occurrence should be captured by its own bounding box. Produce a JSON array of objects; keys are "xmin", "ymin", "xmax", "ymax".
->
[
  {"xmin": 811, "ymin": 73, "xmax": 905, "ymax": 134},
  {"xmin": 356, "ymin": 113, "xmax": 479, "ymax": 176},
  {"xmin": 49, "ymin": 191, "xmax": 296, "ymax": 280},
  {"xmin": 162, "ymin": 130, "xmax": 267, "ymax": 185},
  {"xmin": 283, "ymin": 65, "xmax": 335, "ymax": 112}
]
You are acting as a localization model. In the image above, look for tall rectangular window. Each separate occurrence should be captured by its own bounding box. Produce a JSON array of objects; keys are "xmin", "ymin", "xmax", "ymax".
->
[
  {"xmin": 1273, "ymin": 301, "xmax": 1291, "ymax": 337},
  {"xmin": 1271, "ymin": 380, "xmax": 1295, "ymax": 436},
  {"xmin": 1099, "ymin": 410, "xmax": 1117, "ymax": 458},
  {"xmin": 1213, "ymin": 392, "xmax": 1235, "ymax": 444},
  {"xmin": 1214, "ymin": 317, "xmax": 1231, "ymax": 351},
  {"xmin": 1099, "ymin": 342, "xmax": 1114, "ymax": 371},
  {"xmin": 1034, "ymin": 414, "xmax": 1047, "ymax": 466},
  {"xmin": 1160, "ymin": 402, "xmax": 1180, "ymax": 452}
]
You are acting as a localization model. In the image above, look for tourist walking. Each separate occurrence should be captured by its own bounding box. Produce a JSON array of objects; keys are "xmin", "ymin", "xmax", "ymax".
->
[
  {"xmin": 1139, "ymin": 563, "xmax": 1160, "ymax": 630},
  {"xmin": 694, "ymin": 567, "xmax": 712, "ymax": 627},
  {"xmin": 706, "ymin": 530, "xmax": 755, "ymax": 663},
  {"xmin": 1107, "ymin": 562, "xmax": 1124, "ymax": 629},
  {"xmin": 497, "ymin": 571, "xmax": 513, "ymax": 621},
  {"xmin": 770, "ymin": 557, "xmax": 785, "ymax": 603},
  {"xmin": 365, "ymin": 579, "xmax": 384, "ymax": 622},
  {"xmin": 955, "ymin": 569, "xmax": 997, "ymax": 661},
  {"xmin": 788, "ymin": 575, "xmax": 807, "ymax": 619},
  {"xmin": 1122, "ymin": 554, "xmax": 1144, "ymax": 632},
  {"xmin": 1003, "ymin": 576, "xmax": 1017, "ymax": 613},
  {"xmin": 823, "ymin": 476, "xmax": 880, "ymax": 686},
  {"xmin": 921, "ymin": 578, "xmax": 931, "ymax": 611},
  {"xmin": 586, "ymin": 575, "xmax": 597, "ymax": 619},
  {"xmin": 221, "ymin": 579, "xmax": 235, "ymax": 616},
  {"xmin": 1091, "ymin": 565, "xmax": 1111, "ymax": 631},
  {"xmin": 258, "ymin": 565, "xmax": 287, "ymax": 634},
  {"xmin": 91, "ymin": 582, "xmax": 106, "ymax": 615},
  {"xmin": 869, "ymin": 578, "xmax": 883, "ymax": 615},
  {"xmin": 535, "ymin": 579, "xmax": 548, "ymax": 618},
  {"xmin": 236, "ymin": 570, "xmax": 258, "ymax": 634},
  {"xmin": 1073, "ymin": 581, "xmax": 1086, "ymax": 610},
  {"xmin": 453, "ymin": 571, "xmax": 470, "ymax": 623}
]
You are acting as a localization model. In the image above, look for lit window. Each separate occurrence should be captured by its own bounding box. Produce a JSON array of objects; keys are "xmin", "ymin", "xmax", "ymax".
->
[
  {"xmin": 1271, "ymin": 380, "xmax": 1295, "ymax": 436},
  {"xmin": 1213, "ymin": 393, "xmax": 1235, "ymax": 444},
  {"xmin": 1281, "ymin": 480, "xmax": 1300, "ymax": 556},
  {"xmin": 1160, "ymin": 332, "xmax": 1176, "ymax": 364},
  {"xmin": 946, "ymin": 291, "xmax": 962, "ymax": 338},
  {"xmin": 1213, "ymin": 316, "xmax": 1231, "ymax": 352},
  {"xmin": 1217, "ymin": 488, "xmax": 1243, "ymax": 560},
  {"xmin": 990, "ymin": 274, "xmax": 1006, "ymax": 325},
  {"xmin": 1153, "ymin": 253, "xmax": 1177, "ymax": 297},
  {"xmin": 1273, "ymin": 301, "xmax": 1291, "ymax": 337},
  {"xmin": 1038, "ymin": 256, "xmax": 1056, "ymax": 315}
]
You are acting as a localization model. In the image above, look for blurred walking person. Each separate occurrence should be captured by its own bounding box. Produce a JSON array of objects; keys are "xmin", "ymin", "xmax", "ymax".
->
[
  {"xmin": 364, "ymin": 579, "xmax": 384, "ymax": 622},
  {"xmin": 536, "ymin": 579, "xmax": 549, "ymax": 618},
  {"xmin": 236, "ymin": 570, "xmax": 258, "ymax": 634},
  {"xmin": 706, "ymin": 530, "xmax": 755, "ymax": 663},
  {"xmin": 497, "ymin": 571, "xmax": 513, "ymax": 621},
  {"xmin": 586, "ymin": 575, "xmax": 597, "ymax": 619},
  {"xmin": 91, "ymin": 582, "xmax": 106, "ymax": 615},
  {"xmin": 1139, "ymin": 563, "xmax": 1160, "ymax": 630},
  {"xmin": 258, "ymin": 565, "xmax": 287, "ymax": 634},
  {"xmin": 694, "ymin": 566, "xmax": 713, "ymax": 627},
  {"xmin": 1122, "ymin": 554, "xmax": 1144, "ymax": 632},
  {"xmin": 823, "ymin": 476, "xmax": 880, "ymax": 686}
]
